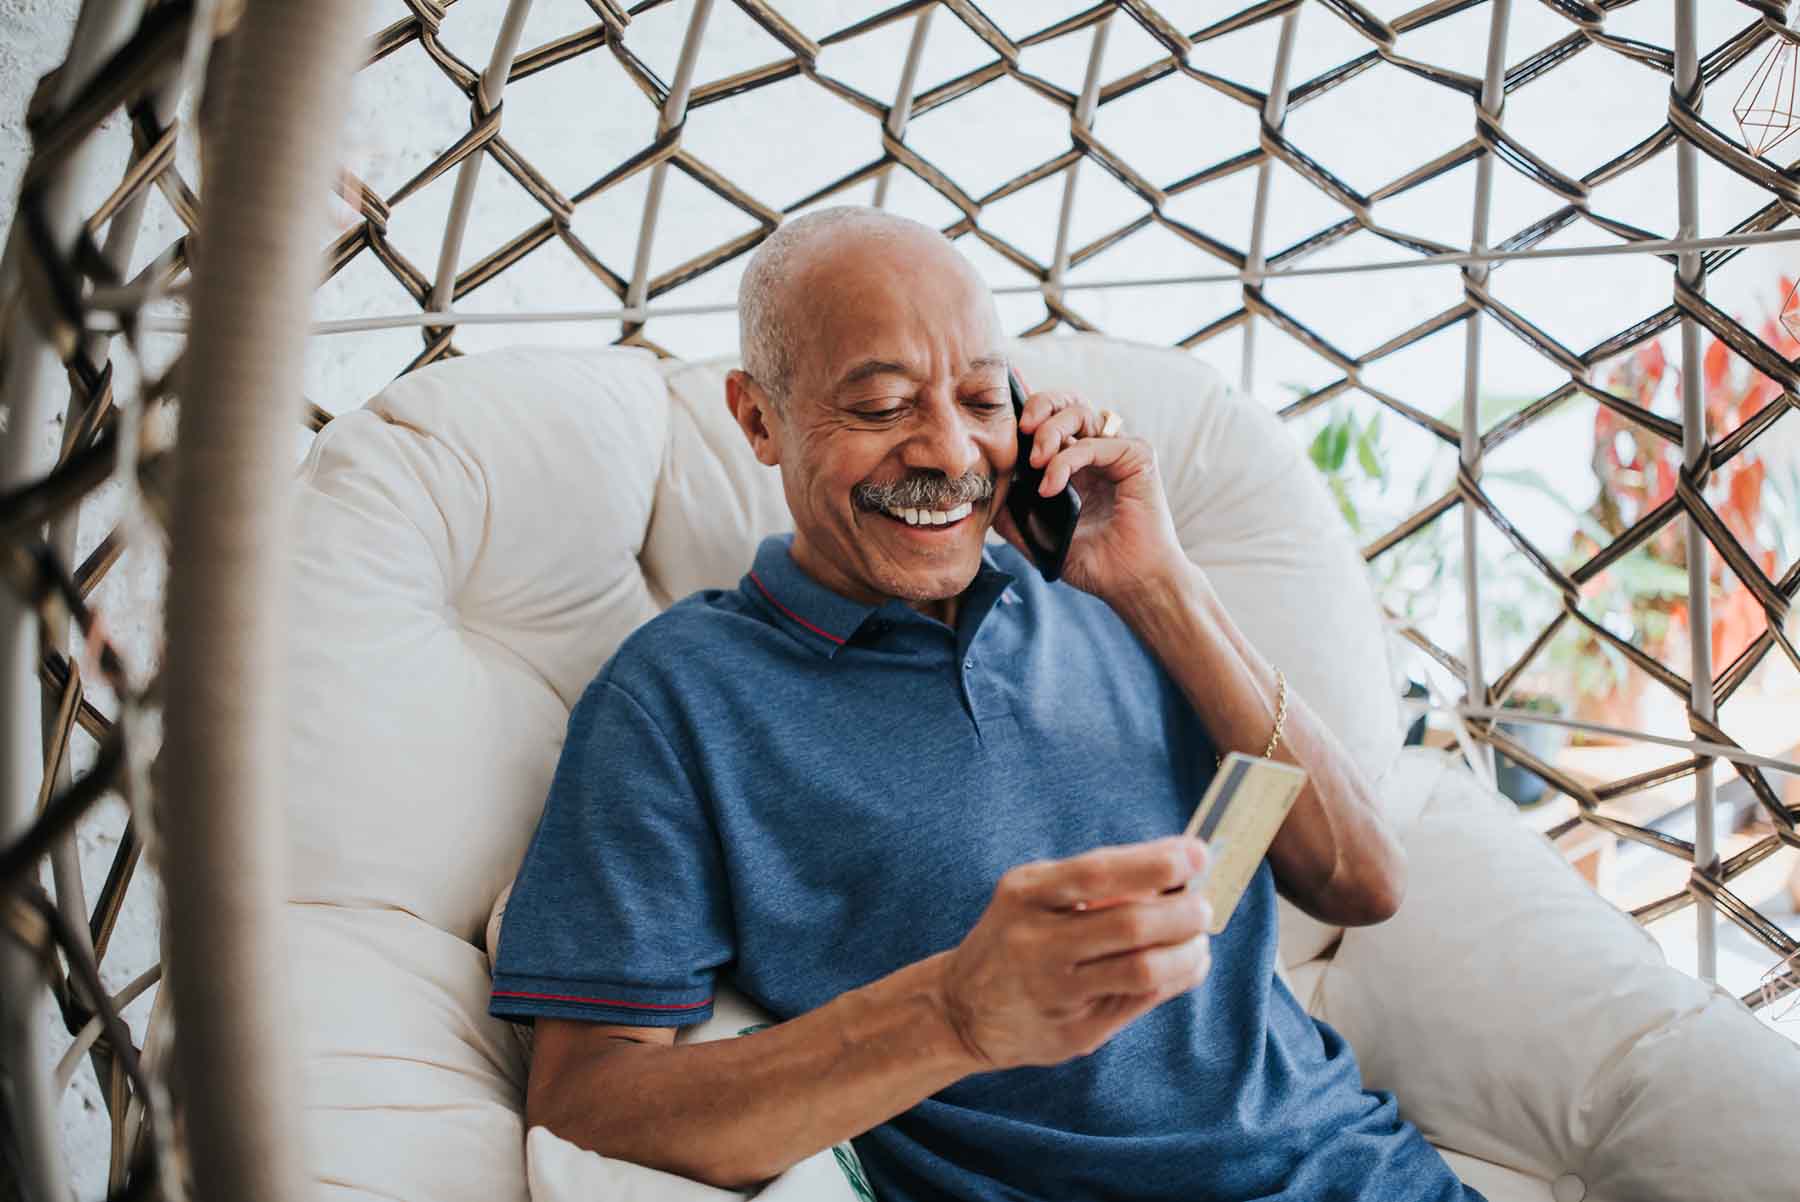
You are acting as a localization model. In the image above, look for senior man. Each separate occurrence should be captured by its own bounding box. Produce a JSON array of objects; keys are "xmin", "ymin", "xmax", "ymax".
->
[{"xmin": 491, "ymin": 206, "xmax": 1480, "ymax": 1201}]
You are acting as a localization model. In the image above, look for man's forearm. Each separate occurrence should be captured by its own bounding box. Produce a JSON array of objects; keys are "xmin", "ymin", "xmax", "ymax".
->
[
  {"xmin": 529, "ymin": 952, "xmax": 977, "ymax": 1189},
  {"xmin": 1109, "ymin": 560, "xmax": 1405, "ymax": 926},
  {"xmin": 1113, "ymin": 564, "xmax": 1284, "ymax": 758}
]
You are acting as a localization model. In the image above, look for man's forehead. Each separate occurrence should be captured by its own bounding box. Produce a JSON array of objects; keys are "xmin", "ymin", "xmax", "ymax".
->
[
  {"xmin": 800, "ymin": 282, "xmax": 1006, "ymax": 390},
  {"xmin": 788, "ymin": 234, "xmax": 999, "ymax": 368}
]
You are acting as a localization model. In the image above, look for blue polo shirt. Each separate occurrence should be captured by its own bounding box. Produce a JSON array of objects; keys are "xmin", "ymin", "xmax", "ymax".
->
[{"xmin": 492, "ymin": 534, "xmax": 1479, "ymax": 1202}]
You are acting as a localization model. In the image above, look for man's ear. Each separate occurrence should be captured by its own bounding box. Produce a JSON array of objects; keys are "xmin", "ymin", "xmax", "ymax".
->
[{"xmin": 726, "ymin": 369, "xmax": 784, "ymax": 467}]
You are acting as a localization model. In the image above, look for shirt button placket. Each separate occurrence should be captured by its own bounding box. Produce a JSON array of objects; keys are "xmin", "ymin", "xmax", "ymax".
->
[
  {"xmin": 962, "ymin": 656, "xmax": 979, "ymax": 705},
  {"xmin": 956, "ymin": 652, "xmax": 980, "ymax": 732}
]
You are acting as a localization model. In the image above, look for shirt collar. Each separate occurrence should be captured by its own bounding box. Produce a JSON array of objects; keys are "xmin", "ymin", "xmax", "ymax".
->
[{"xmin": 743, "ymin": 533, "xmax": 1015, "ymax": 659}]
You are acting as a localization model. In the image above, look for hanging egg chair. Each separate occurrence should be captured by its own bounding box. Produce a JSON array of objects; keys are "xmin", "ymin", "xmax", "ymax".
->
[{"xmin": 4, "ymin": 2, "xmax": 1800, "ymax": 1201}]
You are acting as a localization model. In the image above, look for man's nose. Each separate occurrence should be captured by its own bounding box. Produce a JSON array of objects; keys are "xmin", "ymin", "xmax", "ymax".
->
[{"xmin": 901, "ymin": 395, "xmax": 982, "ymax": 478}]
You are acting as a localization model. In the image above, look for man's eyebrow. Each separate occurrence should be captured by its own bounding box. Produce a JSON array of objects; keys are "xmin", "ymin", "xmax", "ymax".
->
[
  {"xmin": 834, "ymin": 359, "xmax": 917, "ymax": 391},
  {"xmin": 830, "ymin": 353, "xmax": 1008, "ymax": 395}
]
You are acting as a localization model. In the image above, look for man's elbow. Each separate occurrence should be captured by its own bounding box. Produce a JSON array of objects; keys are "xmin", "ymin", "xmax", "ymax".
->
[
  {"xmin": 525, "ymin": 1049, "xmax": 782, "ymax": 1192},
  {"xmin": 1339, "ymin": 840, "xmax": 1406, "ymax": 926},
  {"xmin": 524, "ymin": 1074, "xmax": 603, "ymax": 1160},
  {"xmin": 524, "ymin": 1047, "xmax": 672, "ymax": 1179}
]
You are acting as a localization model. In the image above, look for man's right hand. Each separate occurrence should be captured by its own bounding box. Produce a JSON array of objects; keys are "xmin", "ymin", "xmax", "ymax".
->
[
  {"xmin": 934, "ymin": 836, "xmax": 1214, "ymax": 1071},
  {"xmin": 527, "ymin": 835, "xmax": 1212, "ymax": 1187}
]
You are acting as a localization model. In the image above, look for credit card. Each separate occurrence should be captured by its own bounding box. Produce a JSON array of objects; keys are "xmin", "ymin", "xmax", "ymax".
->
[{"xmin": 1181, "ymin": 752, "xmax": 1308, "ymax": 934}]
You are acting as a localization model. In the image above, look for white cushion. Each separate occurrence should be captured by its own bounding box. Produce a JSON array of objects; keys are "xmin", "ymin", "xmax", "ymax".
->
[
  {"xmin": 528, "ymin": 1126, "xmax": 868, "ymax": 1202},
  {"xmin": 1438, "ymin": 1152, "xmax": 1565, "ymax": 1202},
  {"xmin": 284, "ymin": 346, "xmax": 671, "ymax": 943},
  {"xmin": 1319, "ymin": 747, "xmax": 1800, "ymax": 1201},
  {"xmin": 289, "ymin": 905, "xmax": 529, "ymax": 1202}
]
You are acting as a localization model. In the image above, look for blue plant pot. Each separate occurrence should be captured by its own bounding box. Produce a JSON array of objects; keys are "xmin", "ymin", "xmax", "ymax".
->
[{"xmin": 1494, "ymin": 717, "xmax": 1568, "ymax": 806}]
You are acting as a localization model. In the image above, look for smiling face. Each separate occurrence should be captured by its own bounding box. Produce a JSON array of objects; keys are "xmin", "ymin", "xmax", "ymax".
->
[{"xmin": 727, "ymin": 219, "xmax": 1015, "ymax": 617}]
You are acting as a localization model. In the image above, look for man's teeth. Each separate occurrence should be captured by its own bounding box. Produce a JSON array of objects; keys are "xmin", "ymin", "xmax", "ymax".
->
[{"xmin": 886, "ymin": 501, "xmax": 974, "ymax": 526}]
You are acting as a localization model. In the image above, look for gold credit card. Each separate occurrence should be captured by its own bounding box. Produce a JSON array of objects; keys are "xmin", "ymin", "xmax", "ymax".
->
[{"xmin": 1181, "ymin": 752, "xmax": 1308, "ymax": 934}]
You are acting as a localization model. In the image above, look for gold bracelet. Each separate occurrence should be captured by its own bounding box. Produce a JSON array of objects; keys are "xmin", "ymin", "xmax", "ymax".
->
[
  {"xmin": 1216, "ymin": 666, "xmax": 1288, "ymax": 766},
  {"xmin": 1261, "ymin": 666, "xmax": 1288, "ymax": 760}
]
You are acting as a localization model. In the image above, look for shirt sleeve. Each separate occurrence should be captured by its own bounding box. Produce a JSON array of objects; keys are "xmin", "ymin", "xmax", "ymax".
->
[{"xmin": 489, "ymin": 676, "xmax": 732, "ymax": 1028}]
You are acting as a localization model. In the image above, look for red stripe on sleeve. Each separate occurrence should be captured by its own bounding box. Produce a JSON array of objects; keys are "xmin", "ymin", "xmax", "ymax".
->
[{"xmin": 493, "ymin": 988, "xmax": 713, "ymax": 1012}]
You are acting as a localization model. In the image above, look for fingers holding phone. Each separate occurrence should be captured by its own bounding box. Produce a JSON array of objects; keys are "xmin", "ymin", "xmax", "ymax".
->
[
  {"xmin": 998, "ymin": 367, "xmax": 1192, "ymax": 605},
  {"xmin": 1017, "ymin": 390, "xmax": 1115, "ymax": 470}
]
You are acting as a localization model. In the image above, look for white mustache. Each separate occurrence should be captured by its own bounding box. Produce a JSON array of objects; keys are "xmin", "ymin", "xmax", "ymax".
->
[{"xmin": 853, "ymin": 473, "xmax": 994, "ymax": 512}]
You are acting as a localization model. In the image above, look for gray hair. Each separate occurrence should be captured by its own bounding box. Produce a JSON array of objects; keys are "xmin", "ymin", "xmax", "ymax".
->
[{"xmin": 737, "ymin": 206, "xmax": 945, "ymax": 409}]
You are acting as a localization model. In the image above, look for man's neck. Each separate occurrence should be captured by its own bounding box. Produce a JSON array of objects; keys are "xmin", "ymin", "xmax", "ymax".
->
[{"xmin": 909, "ymin": 595, "xmax": 959, "ymax": 629}]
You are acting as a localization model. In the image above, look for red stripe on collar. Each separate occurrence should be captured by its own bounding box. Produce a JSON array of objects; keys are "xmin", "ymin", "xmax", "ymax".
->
[{"xmin": 749, "ymin": 570, "xmax": 847, "ymax": 646}]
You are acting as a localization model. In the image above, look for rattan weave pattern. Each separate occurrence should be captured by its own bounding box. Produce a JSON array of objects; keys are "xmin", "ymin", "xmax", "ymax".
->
[{"xmin": 3, "ymin": 2, "xmax": 1800, "ymax": 1198}]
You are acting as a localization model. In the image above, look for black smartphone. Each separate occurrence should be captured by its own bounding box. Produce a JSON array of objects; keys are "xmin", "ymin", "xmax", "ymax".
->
[{"xmin": 1006, "ymin": 367, "xmax": 1082, "ymax": 581}]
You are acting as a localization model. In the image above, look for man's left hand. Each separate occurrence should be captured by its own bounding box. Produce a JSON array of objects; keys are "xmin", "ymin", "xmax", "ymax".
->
[{"xmin": 994, "ymin": 382, "xmax": 1187, "ymax": 607}]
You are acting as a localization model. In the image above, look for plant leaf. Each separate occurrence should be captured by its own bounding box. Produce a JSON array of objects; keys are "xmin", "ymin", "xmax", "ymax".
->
[
  {"xmin": 1356, "ymin": 425, "xmax": 1384, "ymax": 479},
  {"xmin": 1326, "ymin": 422, "xmax": 1351, "ymax": 472},
  {"xmin": 1309, "ymin": 420, "xmax": 1339, "ymax": 470}
]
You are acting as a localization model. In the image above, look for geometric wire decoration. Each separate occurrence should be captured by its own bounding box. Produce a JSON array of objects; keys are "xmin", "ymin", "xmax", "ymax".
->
[
  {"xmin": 1735, "ymin": 36, "xmax": 1800, "ymax": 157},
  {"xmin": 1782, "ymin": 275, "xmax": 1800, "ymax": 342},
  {"xmin": 1762, "ymin": 942, "xmax": 1800, "ymax": 1022},
  {"xmin": 6, "ymin": 1, "xmax": 1800, "ymax": 1200}
]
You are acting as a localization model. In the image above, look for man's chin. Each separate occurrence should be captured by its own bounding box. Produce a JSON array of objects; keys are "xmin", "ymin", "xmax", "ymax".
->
[{"xmin": 860, "ymin": 517, "xmax": 985, "ymax": 601}]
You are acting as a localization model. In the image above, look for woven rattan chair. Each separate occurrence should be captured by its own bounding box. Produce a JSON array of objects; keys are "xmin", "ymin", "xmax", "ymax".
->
[{"xmin": 4, "ymin": 4, "xmax": 1800, "ymax": 1201}]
